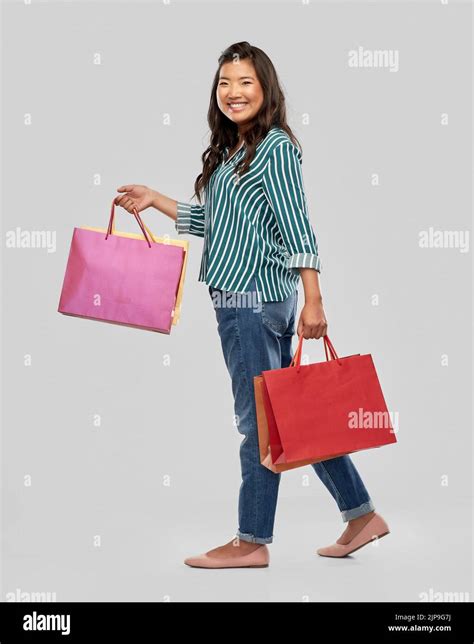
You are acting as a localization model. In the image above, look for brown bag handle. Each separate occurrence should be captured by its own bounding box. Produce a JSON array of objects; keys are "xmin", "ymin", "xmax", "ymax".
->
[{"xmin": 105, "ymin": 199, "xmax": 153, "ymax": 248}]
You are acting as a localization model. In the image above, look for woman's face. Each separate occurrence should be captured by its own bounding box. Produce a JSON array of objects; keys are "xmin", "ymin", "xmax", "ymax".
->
[{"xmin": 216, "ymin": 59, "xmax": 264, "ymax": 131}]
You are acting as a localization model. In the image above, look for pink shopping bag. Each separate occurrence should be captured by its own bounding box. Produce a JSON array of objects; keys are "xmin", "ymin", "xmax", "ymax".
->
[{"xmin": 58, "ymin": 199, "xmax": 185, "ymax": 334}]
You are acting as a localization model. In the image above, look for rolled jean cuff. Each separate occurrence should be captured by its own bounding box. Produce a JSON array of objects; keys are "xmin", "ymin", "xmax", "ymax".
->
[
  {"xmin": 341, "ymin": 499, "xmax": 375, "ymax": 522},
  {"xmin": 236, "ymin": 530, "xmax": 273, "ymax": 545}
]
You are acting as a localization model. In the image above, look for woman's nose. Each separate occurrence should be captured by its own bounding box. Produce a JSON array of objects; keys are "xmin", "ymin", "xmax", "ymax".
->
[{"xmin": 226, "ymin": 88, "xmax": 244, "ymax": 98}]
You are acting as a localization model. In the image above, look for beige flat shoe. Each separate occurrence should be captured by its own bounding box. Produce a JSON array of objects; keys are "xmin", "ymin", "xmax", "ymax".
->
[
  {"xmin": 184, "ymin": 544, "xmax": 270, "ymax": 569},
  {"xmin": 316, "ymin": 512, "xmax": 390, "ymax": 558}
]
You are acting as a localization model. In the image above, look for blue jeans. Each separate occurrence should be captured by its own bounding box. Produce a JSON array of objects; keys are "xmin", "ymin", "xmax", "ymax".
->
[{"xmin": 208, "ymin": 275, "xmax": 375, "ymax": 545}]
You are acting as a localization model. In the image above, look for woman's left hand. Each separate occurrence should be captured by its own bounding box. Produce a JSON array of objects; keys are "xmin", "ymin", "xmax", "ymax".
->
[{"xmin": 297, "ymin": 300, "xmax": 328, "ymax": 339}]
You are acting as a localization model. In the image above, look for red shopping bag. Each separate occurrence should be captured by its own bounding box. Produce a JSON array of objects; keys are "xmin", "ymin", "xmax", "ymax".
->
[{"xmin": 254, "ymin": 334, "xmax": 397, "ymax": 472}]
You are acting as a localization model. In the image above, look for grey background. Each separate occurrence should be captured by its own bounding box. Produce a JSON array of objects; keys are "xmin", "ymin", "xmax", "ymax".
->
[{"xmin": 1, "ymin": 0, "xmax": 472, "ymax": 602}]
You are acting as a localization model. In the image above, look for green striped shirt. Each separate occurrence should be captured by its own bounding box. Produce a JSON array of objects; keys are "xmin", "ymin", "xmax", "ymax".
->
[{"xmin": 175, "ymin": 126, "xmax": 322, "ymax": 302}]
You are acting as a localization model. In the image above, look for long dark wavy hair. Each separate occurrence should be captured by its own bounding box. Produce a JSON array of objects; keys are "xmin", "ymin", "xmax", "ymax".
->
[{"xmin": 191, "ymin": 41, "xmax": 302, "ymax": 204}]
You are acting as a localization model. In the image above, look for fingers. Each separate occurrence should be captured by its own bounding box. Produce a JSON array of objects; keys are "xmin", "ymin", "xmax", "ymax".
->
[
  {"xmin": 297, "ymin": 316, "xmax": 313, "ymax": 340},
  {"xmin": 313, "ymin": 322, "xmax": 328, "ymax": 340},
  {"xmin": 314, "ymin": 323, "xmax": 328, "ymax": 340},
  {"xmin": 116, "ymin": 185, "xmax": 133, "ymax": 192},
  {"xmin": 114, "ymin": 194, "xmax": 137, "ymax": 213},
  {"xmin": 298, "ymin": 322, "xmax": 328, "ymax": 340},
  {"xmin": 297, "ymin": 319, "xmax": 304, "ymax": 338}
]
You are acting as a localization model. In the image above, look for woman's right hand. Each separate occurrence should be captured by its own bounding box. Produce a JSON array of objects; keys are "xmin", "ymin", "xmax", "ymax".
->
[{"xmin": 114, "ymin": 184, "xmax": 156, "ymax": 214}]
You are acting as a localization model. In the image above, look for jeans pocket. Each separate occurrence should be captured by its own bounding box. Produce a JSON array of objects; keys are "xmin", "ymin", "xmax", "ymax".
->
[{"xmin": 261, "ymin": 294, "xmax": 295, "ymax": 336}]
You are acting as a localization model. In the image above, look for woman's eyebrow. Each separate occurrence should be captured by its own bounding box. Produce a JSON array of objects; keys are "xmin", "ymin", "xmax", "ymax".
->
[{"xmin": 219, "ymin": 76, "xmax": 254, "ymax": 80}]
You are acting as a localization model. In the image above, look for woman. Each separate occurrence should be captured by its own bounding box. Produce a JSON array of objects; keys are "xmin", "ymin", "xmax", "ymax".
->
[{"xmin": 114, "ymin": 41, "xmax": 390, "ymax": 569}]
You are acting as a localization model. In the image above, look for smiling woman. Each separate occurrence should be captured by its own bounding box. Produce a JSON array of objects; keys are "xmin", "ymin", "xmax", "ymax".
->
[
  {"xmin": 216, "ymin": 60, "xmax": 264, "ymax": 155},
  {"xmin": 114, "ymin": 40, "xmax": 389, "ymax": 570},
  {"xmin": 218, "ymin": 66, "xmax": 262, "ymax": 114}
]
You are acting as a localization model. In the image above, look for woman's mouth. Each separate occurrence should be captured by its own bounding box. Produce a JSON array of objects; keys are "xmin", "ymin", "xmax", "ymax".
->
[{"xmin": 228, "ymin": 102, "xmax": 248, "ymax": 112}]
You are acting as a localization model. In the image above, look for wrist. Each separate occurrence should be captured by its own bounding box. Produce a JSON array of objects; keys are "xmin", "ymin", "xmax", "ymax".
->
[
  {"xmin": 150, "ymin": 189, "xmax": 161, "ymax": 209},
  {"xmin": 305, "ymin": 295, "xmax": 323, "ymax": 306}
]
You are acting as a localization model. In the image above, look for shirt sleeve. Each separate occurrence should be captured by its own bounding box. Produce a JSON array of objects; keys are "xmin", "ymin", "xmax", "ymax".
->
[
  {"xmin": 175, "ymin": 201, "xmax": 205, "ymax": 238},
  {"xmin": 262, "ymin": 140, "xmax": 322, "ymax": 275}
]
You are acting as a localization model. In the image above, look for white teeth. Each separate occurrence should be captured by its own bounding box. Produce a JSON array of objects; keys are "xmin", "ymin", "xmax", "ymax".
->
[{"xmin": 229, "ymin": 103, "xmax": 246, "ymax": 107}]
